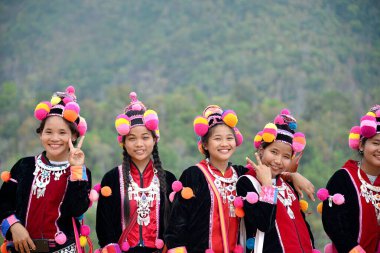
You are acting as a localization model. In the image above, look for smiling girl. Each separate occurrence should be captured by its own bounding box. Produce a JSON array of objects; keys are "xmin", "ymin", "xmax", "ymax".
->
[
  {"xmin": 96, "ymin": 92, "xmax": 176, "ymax": 253},
  {"xmin": 0, "ymin": 86, "xmax": 91, "ymax": 253},
  {"xmin": 237, "ymin": 109, "xmax": 317, "ymax": 253}
]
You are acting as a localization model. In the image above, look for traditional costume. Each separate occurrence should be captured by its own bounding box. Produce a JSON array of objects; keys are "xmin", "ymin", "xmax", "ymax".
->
[{"xmin": 0, "ymin": 86, "xmax": 91, "ymax": 253}]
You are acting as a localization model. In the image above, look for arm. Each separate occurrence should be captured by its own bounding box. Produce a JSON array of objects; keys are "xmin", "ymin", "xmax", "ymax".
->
[
  {"xmin": 322, "ymin": 170, "xmax": 360, "ymax": 252},
  {"xmin": 96, "ymin": 169, "xmax": 122, "ymax": 248},
  {"xmin": 236, "ymin": 176, "xmax": 277, "ymax": 233},
  {"xmin": 281, "ymin": 172, "xmax": 315, "ymax": 201}
]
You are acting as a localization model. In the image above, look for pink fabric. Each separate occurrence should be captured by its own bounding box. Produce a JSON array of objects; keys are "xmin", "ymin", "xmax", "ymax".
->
[{"xmin": 259, "ymin": 185, "xmax": 277, "ymax": 204}]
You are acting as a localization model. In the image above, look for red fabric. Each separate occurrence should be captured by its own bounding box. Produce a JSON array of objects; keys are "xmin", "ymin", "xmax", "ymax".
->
[
  {"xmin": 343, "ymin": 160, "xmax": 380, "ymax": 253},
  {"xmin": 26, "ymin": 156, "xmax": 70, "ymax": 239},
  {"xmin": 199, "ymin": 160, "xmax": 239, "ymax": 252},
  {"xmin": 126, "ymin": 160, "xmax": 159, "ymax": 248},
  {"xmin": 275, "ymin": 177, "xmax": 313, "ymax": 253}
]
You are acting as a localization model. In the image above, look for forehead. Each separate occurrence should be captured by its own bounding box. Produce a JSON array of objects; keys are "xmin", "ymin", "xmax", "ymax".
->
[
  {"xmin": 128, "ymin": 125, "xmax": 151, "ymax": 135},
  {"xmin": 209, "ymin": 124, "xmax": 234, "ymax": 136},
  {"xmin": 268, "ymin": 141, "xmax": 293, "ymax": 154},
  {"xmin": 44, "ymin": 116, "xmax": 70, "ymax": 129}
]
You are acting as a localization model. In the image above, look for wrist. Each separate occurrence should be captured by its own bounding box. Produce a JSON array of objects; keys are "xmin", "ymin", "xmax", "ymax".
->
[
  {"xmin": 70, "ymin": 165, "xmax": 88, "ymax": 181},
  {"xmin": 1, "ymin": 214, "xmax": 20, "ymax": 237}
]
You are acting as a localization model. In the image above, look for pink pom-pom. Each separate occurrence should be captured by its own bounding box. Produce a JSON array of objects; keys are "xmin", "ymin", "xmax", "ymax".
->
[
  {"xmin": 324, "ymin": 243, "xmax": 337, "ymax": 253},
  {"xmin": 360, "ymin": 115, "xmax": 377, "ymax": 138},
  {"xmin": 80, "ymin": 225, "xmax": 91, "ymax": 236},
  {"xmin": 274, "ymin": 115, "xmax": 285, "ymax": 125},
  {"xmin": 281, "ymin": 108, "xmax": 290, "ymax": 115},
  {"xmin": 93, "ymin": 183, "xmax": 101, "ymax": 192},
  {"xmin": 63, "ymin": 97, "xmax": 73, "ymax": 104},
  {"xmin": 94, "ymin": 249, "xmax": 100, "ymax": 253},
  {"xmin": 34, "ymin": 101, "xmax": 52, "ymax": 120},
  {"xmin": 332, "ymin": 194, "xmax": 345, "ymax": 205},
  {"xmin": 129, "ymin": 92, "xmax": 137, "ymax": 101},
  {"xmin": 172, "ymin": 181, "xmax": 183, "ymax": 192},
  {"xmin": 253, "ymin": 131, "xmax": 263, "ymax": 149},
  {"xmin": 312, "ymin": 249, "xmax": 321, "ymax": 253},
  {"xmin": 194, "ymin": 116, "xmax": 209, "ymax": 136},
  {"xmin": 349, "ymin": 126, "xmax": 361, "ymax": 150},
  {"xmin": 55, "ymin": 231, "xmax": 67, "ymax": 245},
  {"xmin": 293, "ymin": 132, "xmax": 306, "ymax": 152},
  {"xmin": 121, "ymin": 241, "xmax": 130, "ymax": 251},
  {"xmin": 155, "ymin": 239, "xmax": 164, "ymax": 249},
  {"xmin": 246, "ymin": 192, "xmax": 259, "ymax": 204},
  {"xmin": 234, "ymin": 127, "xmax": 244, "ymax": 146},
  {"xmin": 89, "ymin": 189, "xmax": 99, "ymax": 202},
  {"xmin": 233, "ymin": 245, "xmax": 244, "ymax": 253},
  {"xmin": 145, "ymin": 118, "xmax": 159, "ymax": 131},
  {"xmin": 77, "ymin": 117, "xmax": 87, "ymax": 136},
  {"xmin": 317, "ymin": 188, "xmax": 329, "ymax": 201},
  {"xmin": 117, "ymin": 135, "xmax": 123, "ymax": 143},
  {"xmin": 234, "ymin": 196, "xmax": 244, "ymax": 208},
  {"xmin": 66, "ymin": 86, "xmax": 75, "ymax": 94},
  {"xmin": 205, "ymin": 250, "xmax": 214, "ymax": 253},
  {"xmin": 169, "ymin": 191, "xmax": 176, "ymax": 202},
  {"xmin": 117, "ymin": 125, "xmax": 130, "ymax": 135},
  {"xmin": 65, "ymin": 102, "xmax": 80, "ymax": 114}
]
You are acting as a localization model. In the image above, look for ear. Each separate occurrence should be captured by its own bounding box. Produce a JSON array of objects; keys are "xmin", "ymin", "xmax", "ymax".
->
[
  {"xmin": 258, "ymin": 146, "xmax": 264, "ymax": 159},
  {"xmin": 359, "ymin": 139, "xmax": 365, "ymax": 152}
]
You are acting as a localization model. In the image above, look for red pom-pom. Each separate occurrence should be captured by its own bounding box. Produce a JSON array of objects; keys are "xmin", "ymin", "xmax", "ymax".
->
[
  {"xmin": 234, "ymin": 196, "xmax": 244, "ymax": 208},
  {"xmin": 233, "ymin": 245, "xmax": 244, "ymax": 253},
  {"xmin": 80, "ymin": 225, "xmax": 91, "ymax": 236},
  {"xmin": 246, "ymin": 192, "xmax": 258, "ymax": 204},
  {"xmin": 1, "ymin": 171, "xmax": 11, "ymax": 182},
  {"xmin": 332, "ymin": 194, "xmax": 345, "ymax": 205},
  {"xmin": 55, "ymin": 231, "xmax": 67, "ymax": 245},
  {"xmin": 155, "ymin": 239, "xmax": 164, "ymax": 249},
  {"xmin": 317, "ymin": 188, "xmax": 329, "ymax": 201},
  {"xmin": 121, "ymin": 241, "xmax": 130, "ymax": 251},
  {"xmin": 172, "ymin": 181, "xmax": 183, "ymax": 192}
]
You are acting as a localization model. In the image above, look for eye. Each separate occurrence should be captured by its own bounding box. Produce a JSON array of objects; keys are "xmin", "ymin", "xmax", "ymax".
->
[
  {"xmin": 271, "ymin": 150, "xmax": 277, "ymax": 155},
  {"xmin": 227, "ymin": 137, "xmax": 235, "ymax": 141}
]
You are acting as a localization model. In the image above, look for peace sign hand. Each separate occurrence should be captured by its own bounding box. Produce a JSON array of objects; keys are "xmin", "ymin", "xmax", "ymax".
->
[
  {"xmin": 246, "ymin": 152, "xmax": 272, "ymax": 186},
  {"xmin": 68, "ymin": 136, "xmax": 85, "ymax": 166}
]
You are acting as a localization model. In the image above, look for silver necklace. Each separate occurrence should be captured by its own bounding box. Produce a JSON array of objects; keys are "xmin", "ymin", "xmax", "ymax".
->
[
  {"xmin": 32, "ymin": 154, "xmax": 70, "ymax": 198},
  {"xmin": 128, "ymin": 169, "xmax": 160, "ymax": 226},
  {"xmin": 276, "ymin": 178, "xmax": 296, "ymax": 219}
]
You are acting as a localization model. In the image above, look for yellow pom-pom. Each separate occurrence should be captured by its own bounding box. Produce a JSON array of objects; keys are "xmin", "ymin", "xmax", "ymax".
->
[
  {"xmin": 101, "ymin": 186, "xmax": 112, "ymax": 197},
  {"xmin": 299, "ymin": 199, "xmax": 308, "ymax": 212},
  {"xmin": 1, "ymin": 171, "xmax": 11, "ymax": 182},
  {"xmin": 317, "ymin": 202, "xmax": 323, "ymax": 214},
  {"xmin": 367, "ymin": 111, "xmax": 376, "ymax": 117},
  {"xmin": 115, "ymin": 117, "xmax": 130, "ymax": 128},
  {"xmin": 262, "ymin": 123, "xmax": 277, "ymax": 143},
  {"xmin": 349, "ymin": 132, "xmax": 360, "ymax": 140},
  {"xmin": 222, "ymin": 110, "xmax": 238, "ymax": 127},
  {"xmin": 51, "ymin": 96, "xmax": 61, "ymax": 106},
  {"xmin": 235, "ymin": 207, "xmax": 245, "ymax": 217},
  {"xmin": 181, "ymin": 187, "xmax": 194, "ymax": 199},
  {"xmin": 79, "ymin": 236, "xmax": 87, "ymax": 247}
]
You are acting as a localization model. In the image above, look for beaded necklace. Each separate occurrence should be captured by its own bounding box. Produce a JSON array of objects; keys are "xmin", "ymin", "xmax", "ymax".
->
[{"xmin": 276, "ymin": 178, "xmax": 296, "ymax": 219}]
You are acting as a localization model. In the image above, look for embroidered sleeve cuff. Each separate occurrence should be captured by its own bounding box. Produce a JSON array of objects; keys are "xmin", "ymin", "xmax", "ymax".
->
[
  {"xmin": 168, "ymin": 247, "xmax": 188, "ymax": 253},
  {"xmin": 101, "ymin": 243, "xmax": 121, "ymax": 253},
  {"xmin": 1, "ymin": 214, "xmax": 20, "ymax": 238},
  {"xmin": 259, "ymin": 186, "xmax": 278, "ymax": 204},
  {"xmin": 70, "ymin": 165, "xmax": 88, "ymax": 181},
  {"xmin": 349, "ymin": 245, "xmax": 365, "ymax": 253}
]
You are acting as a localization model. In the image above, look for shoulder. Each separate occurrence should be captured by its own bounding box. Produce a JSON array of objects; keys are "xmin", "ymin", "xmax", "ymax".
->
[
  {"xmin": 232, "ymin": 164, "xmax": 248, "ymax": 176},
  {"xmin": 164, "ymin": 170, "xmax": 177, "ymax": 182},
  {"xmin": 9, "ymin": 156, "xmax": 35, "ymax": 175},
  {"xmin": 101, "ymin": 166, "xmax": 121, "ymax": 185}
]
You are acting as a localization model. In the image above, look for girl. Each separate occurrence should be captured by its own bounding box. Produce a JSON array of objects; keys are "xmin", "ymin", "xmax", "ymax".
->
[
  {"xmin": 322, "ymin": 105, "xmax": 380, "ymax": 252},
  {"xmin": 164, "ymin": 104, "xmax": 246, "ymax": 253},
  {"xmin": 0, "ymin": 86, "xmax": 91, "ymax": 253},
  {"xmin": 237, "ymin": 109, "xmax": 317, "ymax": 253},
  {"xmin": 96, "ymin": 92, "xmax": 176, "ymax": 253}
]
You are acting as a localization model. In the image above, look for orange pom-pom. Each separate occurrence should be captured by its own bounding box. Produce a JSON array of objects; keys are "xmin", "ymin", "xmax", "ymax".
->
[
  {"xmin": 101, "ymin": 186, "xmax": 112, "ymax": 197},
  {"xmin": 317, "ymin": 202, "xmax": 323, "ymax": 214},
  {"xmin": 181, "ymin": 187, "xmax": 194, "ymax": 199},
  {"xmin": 235, "ymin": 207, "xmax": 245, "ymax": 217},
  {"xmin": 1, "ymin": 171, "xmax": 11, "ymax": 182},
  {"xmin": 1, "ymin": 242, "xmax": 7, "ymax": 253},
  {"xmin": 63, "ymin": 110, "xmax": 78, "ymax": 122},
  {"xmin": 299, "ymin": 199, "xmax": 308, "ymax": 212}
]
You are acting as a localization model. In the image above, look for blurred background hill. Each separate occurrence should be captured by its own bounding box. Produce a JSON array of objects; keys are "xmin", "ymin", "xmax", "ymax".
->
[{"xmin": 1, "ymin": 0, "xmax": 379, "ymax": 250}]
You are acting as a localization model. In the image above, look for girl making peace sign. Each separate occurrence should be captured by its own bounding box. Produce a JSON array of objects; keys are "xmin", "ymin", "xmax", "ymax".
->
[{"xmin": 0, "ymin": 86, "xmax": 92, "ymax": 253}]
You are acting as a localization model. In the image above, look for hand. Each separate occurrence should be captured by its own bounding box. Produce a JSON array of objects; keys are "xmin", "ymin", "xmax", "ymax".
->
[
  {"xmin": 291, "ymin": 172, "xmax": 315, "ymax": 201},
  {"xmin": 246, "ymin": 153, "xmax": 272, "ymax": 186},
  {"xmin": 68, "ymin": 136, "xmax": 85, "ymax": 166},
  {"xmin": 288, "ymin": 151, "xmax": 303, "ymax": 173},
  {"xmin": 9, "ymin": 223, "xmax": 35, "ymax": 253}
]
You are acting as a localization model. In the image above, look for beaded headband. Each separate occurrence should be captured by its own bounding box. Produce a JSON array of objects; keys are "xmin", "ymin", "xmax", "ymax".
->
[
  {"xmin": 253, "ymin": 109, "xmax": 306, "ymax": 152},
  {"xmin": 34, "ymin": 86, "xmax": 87, "ymax": 136},
  {"xmin": 348, "ymin": 104, "xmax": 380, "ymax": 150},
  {"xmin": 115, "ymin": 92, "xmax": 160, "ymax": 144}
]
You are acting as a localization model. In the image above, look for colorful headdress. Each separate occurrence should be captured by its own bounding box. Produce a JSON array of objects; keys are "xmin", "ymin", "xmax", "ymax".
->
[
  {"xmin": 34, "ymin": 85, "xmax": 87, "ymax": 136},
  {"xmin": 193, "ymin": 105, "xmax": 243, "ymax": 153},
  {"xmin": 348, "ymin": 104, "xmax": 380, "ymax": 150},
  {"xmin": 253, "ymin": 109, "xmax": 306, "ymax": 152},
  {"xmin": 115, "ymin": 92, "xmax": 160, "ymax": 144}
]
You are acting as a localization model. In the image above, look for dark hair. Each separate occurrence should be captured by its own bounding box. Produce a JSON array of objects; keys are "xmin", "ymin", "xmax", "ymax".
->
[
  {"xmin": 36, "ymin": 116, "xmax": 80, "ymax": 143},
  {"xmin": 357, "ymin": 137, "xmax": 369, "ymax": 157},
  {"xmin": 121, "ymin": 133, "xmax": 170, "ymax": 229},
  {"xmin": 201, "ymin": 124, "xmax": 236, "ymax": 159}
]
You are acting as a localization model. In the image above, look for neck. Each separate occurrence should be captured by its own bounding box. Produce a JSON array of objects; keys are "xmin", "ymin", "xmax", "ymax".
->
[
  {"xmin": 208, "ymin": 158, "xmax": 229, "ymax": 174},
  {"xmin": 45, "ymin": 151, "xmax": 69, "ymax": 163},
  {"xmin": 360, "ymin": 159, "xmax": 380, "ymax": 177},
  {"xmin": 132, "ymin": 159, "xmax": 151, "ymax": 173}
]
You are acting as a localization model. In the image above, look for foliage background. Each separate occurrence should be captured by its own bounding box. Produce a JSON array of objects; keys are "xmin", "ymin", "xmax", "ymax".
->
[{"xmin": 1, "ymin": 0, "xmax": 379, "ymax": 250}]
